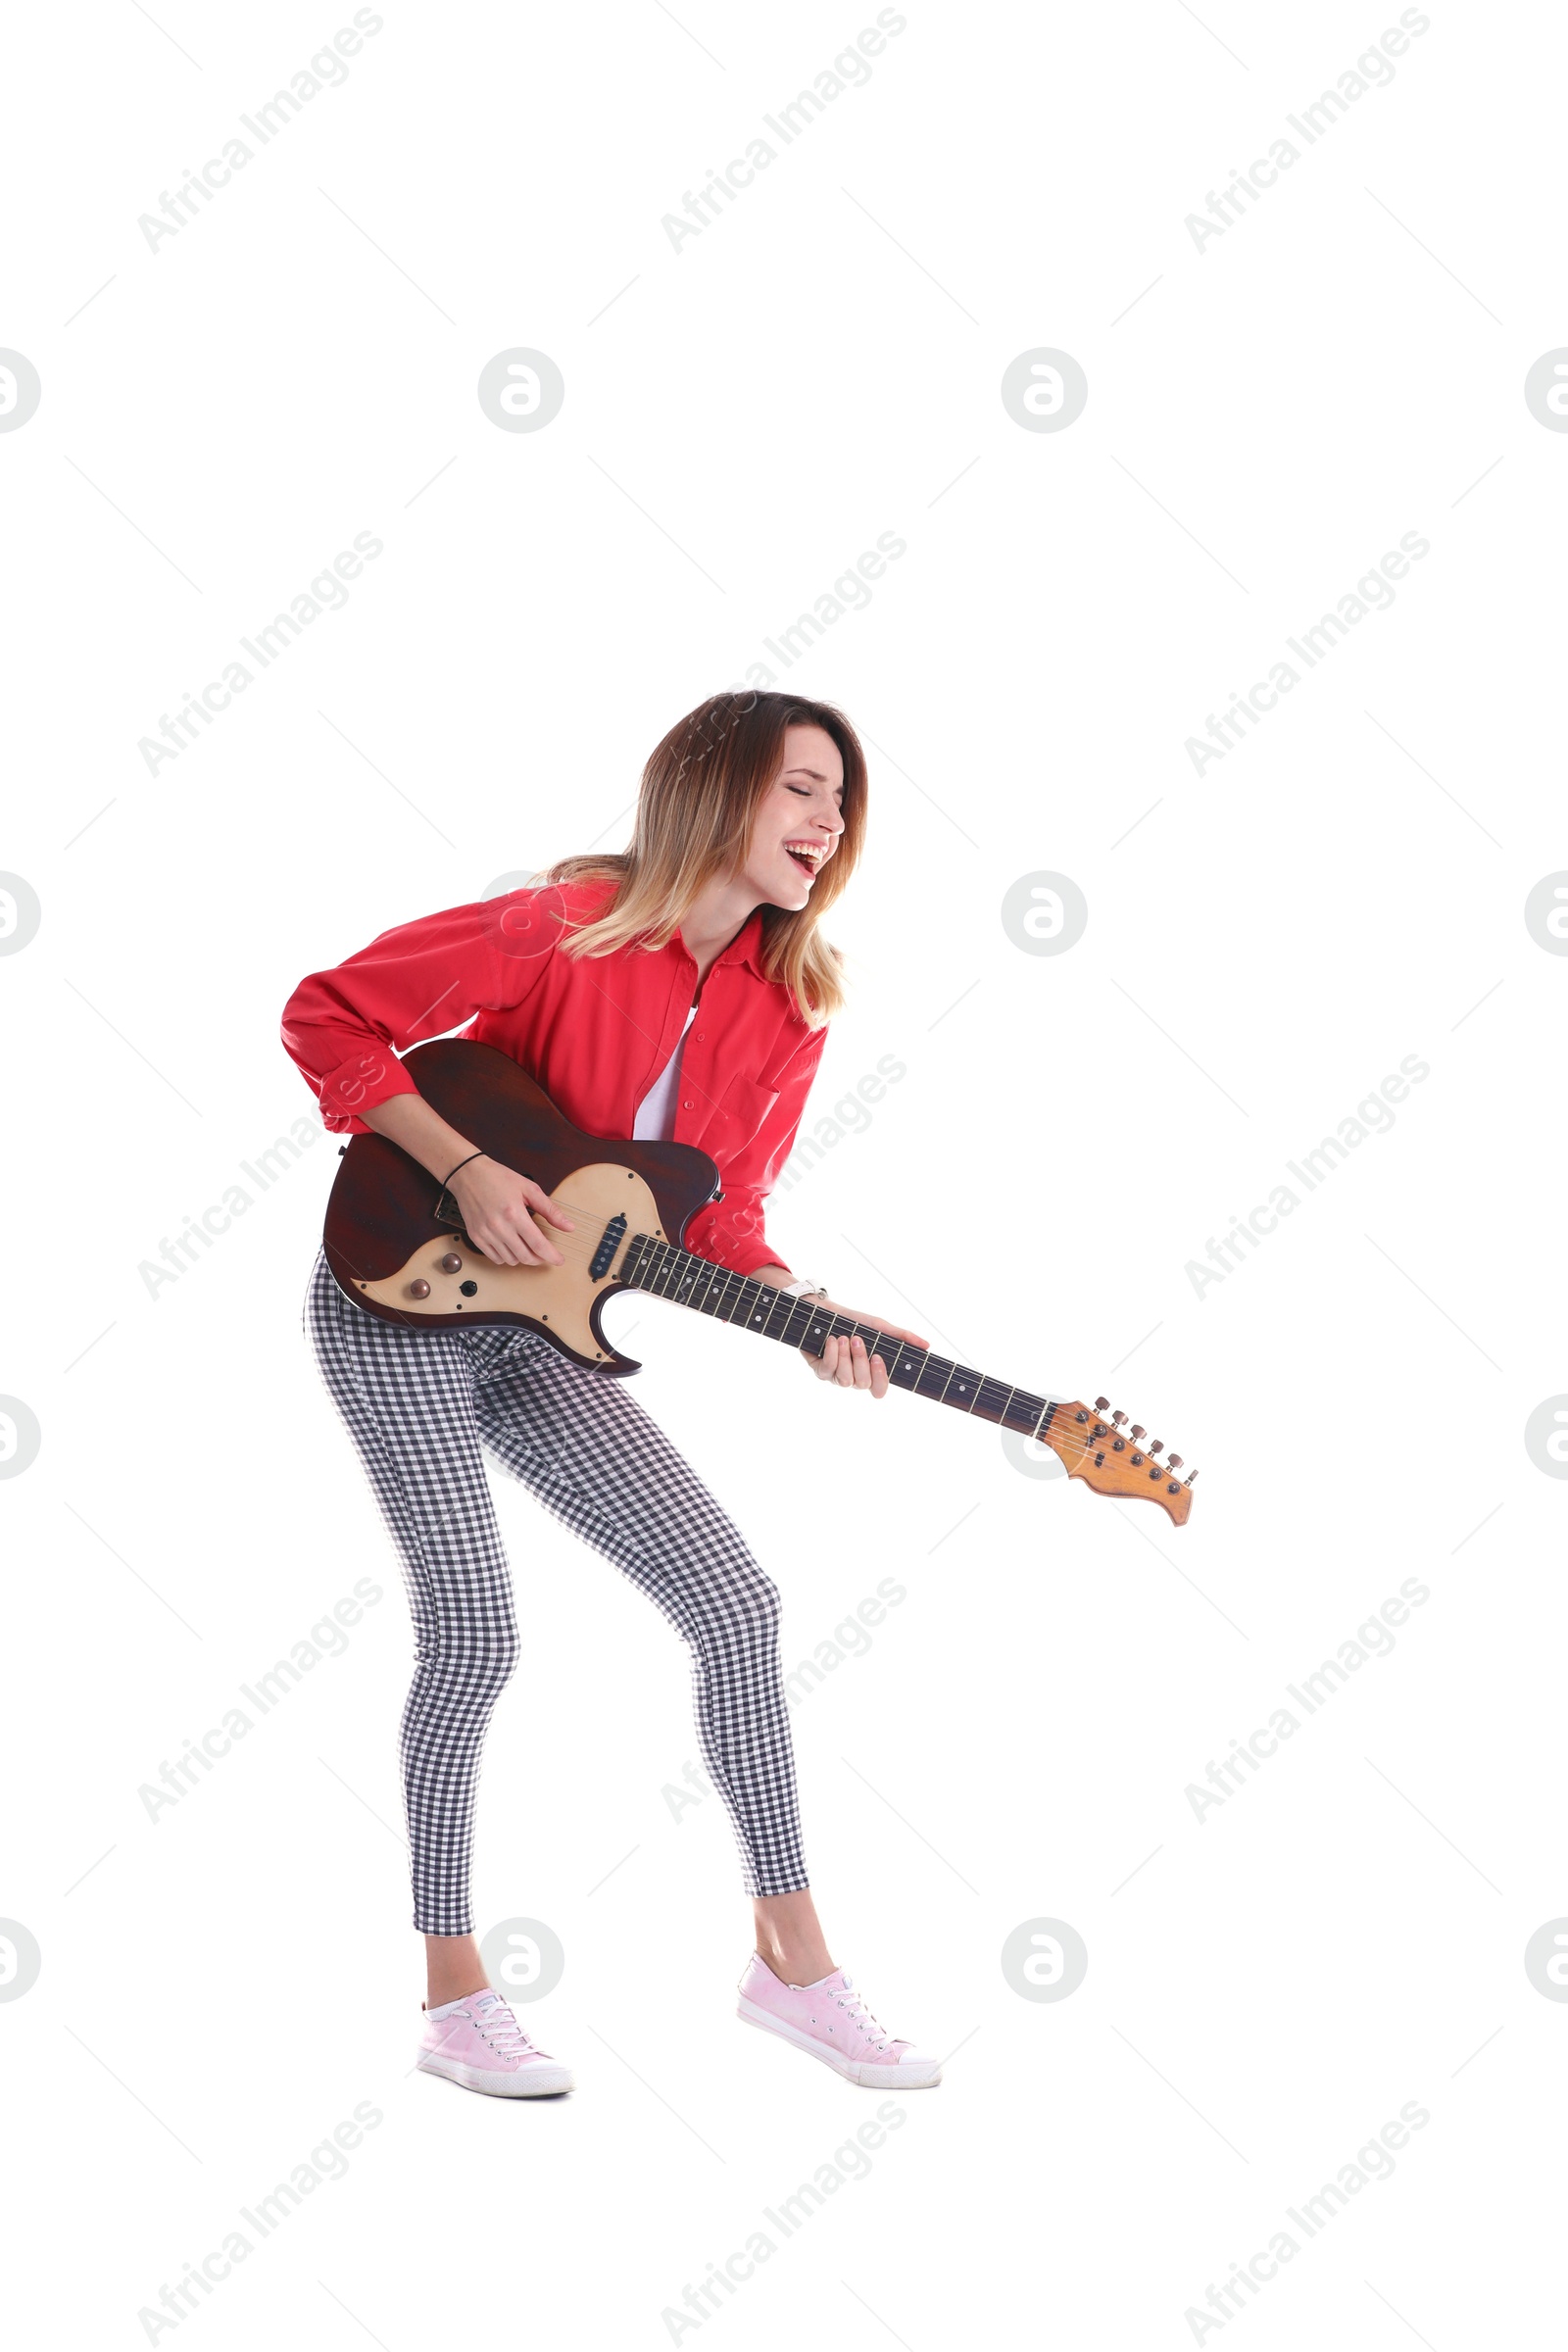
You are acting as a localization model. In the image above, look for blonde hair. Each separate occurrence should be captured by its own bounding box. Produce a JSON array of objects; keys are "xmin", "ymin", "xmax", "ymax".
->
[{"xmin": 541, "ymin": 690, "xmax": 867, "ymax": 1026}]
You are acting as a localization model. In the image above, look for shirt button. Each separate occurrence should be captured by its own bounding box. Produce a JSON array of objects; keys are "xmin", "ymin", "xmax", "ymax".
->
[
  {"xmin": 694, "ymin": 1032, "xmax": 705, "ymax": 1042},
  {"xmin": 683, "ymin": 1099, "xmax": 694, "ymax": 1109}
]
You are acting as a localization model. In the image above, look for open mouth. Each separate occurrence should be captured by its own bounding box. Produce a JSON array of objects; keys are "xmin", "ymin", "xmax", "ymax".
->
[{"xmin": 785, "ymin": 840, "xmax": 827, "ymax": 879}]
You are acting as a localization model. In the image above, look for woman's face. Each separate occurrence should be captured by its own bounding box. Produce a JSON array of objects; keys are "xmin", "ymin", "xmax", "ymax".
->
[{"xmin": 740, "ymin": 723, "xmax": 847, "ymax": 910}]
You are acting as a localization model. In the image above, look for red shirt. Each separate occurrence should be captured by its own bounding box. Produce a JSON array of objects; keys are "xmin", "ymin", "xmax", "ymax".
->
[{"xmin": 280, "ymin": 879, "xmax": 827, "ymax": 1275}]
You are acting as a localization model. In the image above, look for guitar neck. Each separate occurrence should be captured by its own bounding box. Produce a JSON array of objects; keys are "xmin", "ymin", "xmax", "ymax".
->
[{"xmin": 621, "ymin": 1231, "xmax": 1060, "ymax": 1442}]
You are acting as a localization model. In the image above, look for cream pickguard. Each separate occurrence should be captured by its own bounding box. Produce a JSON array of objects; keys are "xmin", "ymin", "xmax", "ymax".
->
[{"xmin": 350, "ymin": 1162, "xmax": 665, "ymax": 1365}]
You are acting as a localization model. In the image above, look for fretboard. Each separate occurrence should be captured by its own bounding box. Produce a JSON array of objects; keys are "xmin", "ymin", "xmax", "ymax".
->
[{"xmin": 621, "ymin": 1232, "xmax": 1059, "ymax": 1442}]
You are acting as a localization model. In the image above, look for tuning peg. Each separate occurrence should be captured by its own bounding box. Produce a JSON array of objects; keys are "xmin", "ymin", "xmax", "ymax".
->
[
  {"xmin": 1130, "ymin": 1424, "xmax": 1146, "ymax": 1441},
  {"xmin": 1148, "ymin": 1440, "xmax": 1163, "ymax": 1455},
  {"xmin": 1165, "ymin": 1453, "xmax": 1182, "ymax": 1472},
  {"xmin": 1094, "ymin": 1396, "xmax": 1109, "ymax": 1412},
  {"xmin": 1110, "ymin": 1410, "xmax": 1126, "ymax": 1429}
]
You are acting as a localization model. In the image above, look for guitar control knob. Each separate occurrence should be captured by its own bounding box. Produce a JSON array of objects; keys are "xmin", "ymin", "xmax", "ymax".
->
[
  {"xmin": 439, "ymin": 1252, "xmax": 463, "ymax": 1274},
  {"xmin": 1130, "ymin": 1424, "xmax": 1146, "ymax": 1441},
  {"xmin": 1166, "ymin": 1454, "xmax": 1182, "ymax": 1472},
  {"xmin": 408, "ymin": 1279, "xmax": 431, "ymax": 1299}
]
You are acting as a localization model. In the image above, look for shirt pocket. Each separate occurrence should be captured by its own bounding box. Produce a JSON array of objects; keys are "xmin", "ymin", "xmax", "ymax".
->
[{"xmin": 698, "ymin": 1069, "xmax": 780, "ymax": 1161}]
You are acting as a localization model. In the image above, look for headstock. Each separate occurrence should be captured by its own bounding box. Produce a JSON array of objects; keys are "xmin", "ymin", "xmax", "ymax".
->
[{"xmin": 1041, "ymin": 1396, "xmax": 1197, "ymax": 1526}]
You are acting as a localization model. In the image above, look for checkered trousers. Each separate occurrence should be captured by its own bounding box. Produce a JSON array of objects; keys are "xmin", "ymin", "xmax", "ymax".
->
[{"xmin": 304, "ymin": 1248, "xmax": 808, "ymax": 1934}]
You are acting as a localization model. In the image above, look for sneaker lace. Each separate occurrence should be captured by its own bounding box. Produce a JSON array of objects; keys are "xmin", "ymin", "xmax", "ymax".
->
[
  {"xmin": 830, "ymin": 1984, "xmax": 893, "ymax": 2051},
  {"xmin": 468, "ymin": 1991, "xmax": 540, "ymax": 2059}
]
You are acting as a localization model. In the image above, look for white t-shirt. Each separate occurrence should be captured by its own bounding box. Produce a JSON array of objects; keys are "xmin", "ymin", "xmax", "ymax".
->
[{"xmin": 631, "ymin": 1004, "xmax": 698, "ymax": 1142}]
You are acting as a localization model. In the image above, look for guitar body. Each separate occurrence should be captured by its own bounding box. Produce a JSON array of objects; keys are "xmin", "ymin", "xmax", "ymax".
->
[{"xmin": 322, "ymin": 1039, "xmax": 719, "ymax": 1374}]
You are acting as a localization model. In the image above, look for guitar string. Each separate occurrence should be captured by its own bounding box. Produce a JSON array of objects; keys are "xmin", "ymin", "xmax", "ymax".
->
[
  {"xmin": 411, "ymin": 1211, "xmax": 989, "ymax": 1353},
  {"xmin": 377, "ymin": 1183, "xmax": 1177, "ymax": 1445},
  {"xmin": 401, "ymin": 1212, "xmax": 1120, "ymax": 1386},
  {"xmin": 627, "ymin": 1248, "xmax": 1166, "ymax": 1448},
  {"xmin": 386, "ymin": 1220, "xmax": 1181, "ymax": 1452},
  {"xmin": 377, "ymin": 1217, "xmax": 1184, "ymax": 1480}
]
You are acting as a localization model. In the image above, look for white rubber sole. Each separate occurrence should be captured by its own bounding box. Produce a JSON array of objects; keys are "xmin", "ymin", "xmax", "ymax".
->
[
  {"xmin": 416, "ymin": 2050, "xmax": 574, "ymax": 2097},
  {"xmin": 736, "ymin": 1997, "xmax": 942, "ymax": 2087}
]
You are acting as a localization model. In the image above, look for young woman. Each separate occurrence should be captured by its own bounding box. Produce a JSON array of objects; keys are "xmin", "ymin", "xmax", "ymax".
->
[{"xmin": 281, "ymin": 690, "xmax": 943, "ymax": 2098}]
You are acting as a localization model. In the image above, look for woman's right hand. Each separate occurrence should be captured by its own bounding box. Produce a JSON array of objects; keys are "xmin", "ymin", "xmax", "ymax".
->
[{"xmin": 449, "ymin": 1157, "xmax": 574, "ymax": 1267}]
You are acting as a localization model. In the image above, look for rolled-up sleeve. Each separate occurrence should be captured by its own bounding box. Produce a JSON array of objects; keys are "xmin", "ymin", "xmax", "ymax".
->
[
  {"xmin": 280, "ymin": 898, "xmax": 538, "ymax": 1134},
  {"xmin": 684, "ymin": 1024, "xmax": 828, "ymax": 1276}
]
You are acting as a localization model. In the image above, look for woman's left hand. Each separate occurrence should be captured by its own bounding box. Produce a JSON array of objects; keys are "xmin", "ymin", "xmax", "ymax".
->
[{"xmin": 808, "ymin": 1302, "xmax": 931, "ymax": 1400}]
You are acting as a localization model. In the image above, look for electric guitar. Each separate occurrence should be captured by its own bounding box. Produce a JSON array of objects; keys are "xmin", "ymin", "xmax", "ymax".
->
[{"xmin": 322, "ymin": 1040, "xmax": 1199, "ymax": 1525}]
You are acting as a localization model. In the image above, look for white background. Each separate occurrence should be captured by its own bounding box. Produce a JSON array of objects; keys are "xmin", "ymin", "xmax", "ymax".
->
[{"xmin": 2, "ymin": 1, "xmax": 1564, "ymax": 2343}]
